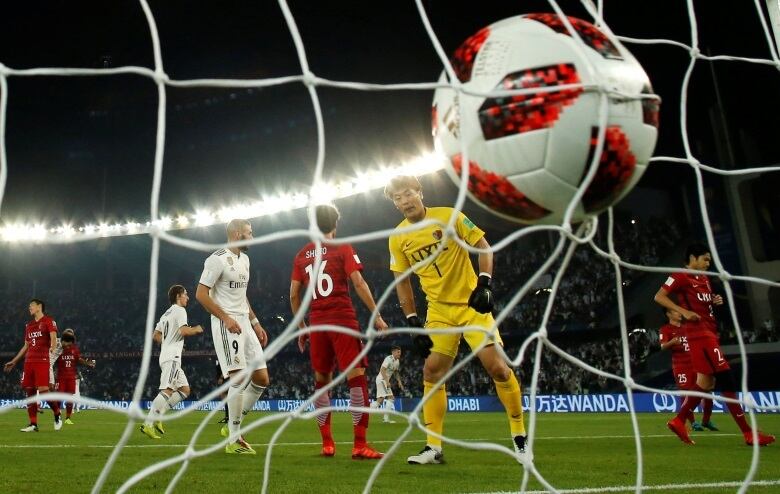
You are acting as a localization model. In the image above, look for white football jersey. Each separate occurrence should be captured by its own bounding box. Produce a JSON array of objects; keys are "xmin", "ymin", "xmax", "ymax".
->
[
  {"xmin": 199, "ymin": 249, "xmax": 250, "ymax": 316},
  {"xmin": 50, "ymin": 338, "xmax": 63, "ymax": 367},
  {"xmin": 155, "ymin": 304, "xmax": 188, "ymax": 364},
  {"xmin": 381, "ymin": 355, "xmax": 400, "ymax": 380}
]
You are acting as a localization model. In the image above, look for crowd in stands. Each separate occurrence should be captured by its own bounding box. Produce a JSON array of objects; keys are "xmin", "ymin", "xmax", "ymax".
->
[
  {"xmin": 1, "ymin": 214, "xmax": 775, "ymax": 402},
  {"xmin": 494, "ymin": 215, "xmax": 683, "ymax": 333}
]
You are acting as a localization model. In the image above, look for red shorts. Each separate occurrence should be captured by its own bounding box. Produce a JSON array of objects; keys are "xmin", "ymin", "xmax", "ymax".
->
[
  {"xmin": 673, "ymin": 368, "xmax": 696, "ymax": 390},
  {"xmin": 309, "ymin": 320, "xmax": 367, "ymax": 374},
  {"xmin": 55, "ymin": 378, "xmax": 77, "ymax": 394},
  {"xmin": 21, "ymin": 361, "xmax": 50, "ymax": 389},
  {"xmin": 688, "ymin": 334, "xmax": 730, "ymax": 374}
]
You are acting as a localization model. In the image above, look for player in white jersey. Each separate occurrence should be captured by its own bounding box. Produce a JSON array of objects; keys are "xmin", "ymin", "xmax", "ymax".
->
[
  {"xmin": 196, "ymin": 218, "xmax": 270, "ymax": 455},
  {"xmin": 45, "ymin": 328, "xmax": 74, "ymax": 414},
  {"xmin": 140, "ymin": 285, "xmax": 203, "ymax": 440},
  {"xmin": 371, "ymin": 346, "xmax": 404, "ymax": 423}
]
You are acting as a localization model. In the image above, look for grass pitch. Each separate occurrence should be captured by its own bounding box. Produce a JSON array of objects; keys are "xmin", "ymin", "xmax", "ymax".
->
[{"xmin": 0, "ymin": 409, "xmax": 778, "ymax": 493}]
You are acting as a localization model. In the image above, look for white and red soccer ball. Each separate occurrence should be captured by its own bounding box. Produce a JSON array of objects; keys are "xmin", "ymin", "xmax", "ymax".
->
[{"xmin": 432, "ymin": 14, "xmax": 659, "ymax": 224}]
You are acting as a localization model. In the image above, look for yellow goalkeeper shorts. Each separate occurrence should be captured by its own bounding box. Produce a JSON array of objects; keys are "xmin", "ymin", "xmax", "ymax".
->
[{"xmin": 425, "ymin": 302, "xmax": 503, "ymax": 358}]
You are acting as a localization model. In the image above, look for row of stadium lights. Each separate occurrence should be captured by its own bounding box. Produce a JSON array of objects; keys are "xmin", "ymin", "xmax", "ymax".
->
[{"xmin": 0, "ymin": 153, "xmax": 446, "ymax": 243}]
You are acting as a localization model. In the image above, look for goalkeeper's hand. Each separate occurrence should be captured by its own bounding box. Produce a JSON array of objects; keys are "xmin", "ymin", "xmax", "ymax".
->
[
  {"xmin": 407, "ymin": 315, "xmax": 433, "ymax": 359},
  {"xmin": 468, "ymin": 275, "xmax": 494, "ymax": 314}
]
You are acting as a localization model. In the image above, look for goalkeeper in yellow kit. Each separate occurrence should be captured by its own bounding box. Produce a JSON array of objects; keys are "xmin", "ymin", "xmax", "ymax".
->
[{"xmin": 385, "ymin": 176, "xmax": 526, "ymax": 465}]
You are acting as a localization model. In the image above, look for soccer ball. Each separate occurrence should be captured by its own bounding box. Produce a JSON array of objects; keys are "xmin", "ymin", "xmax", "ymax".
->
[{"xmin": 432, "ymin": 14, "xmax": 659, "ymax": 225}]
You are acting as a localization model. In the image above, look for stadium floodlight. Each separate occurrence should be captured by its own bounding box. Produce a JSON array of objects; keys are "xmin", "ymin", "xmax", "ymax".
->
[
  {"xmin": 175, "ymin": 215, "xmax": 189, "ymax": 228},
  {"xmin": 193, "ymin": 209, "xmax": 215, "ymax": 227},
  {"xmin": 0, "ymin": 152, "xmax": 445, "ymax": 243}
]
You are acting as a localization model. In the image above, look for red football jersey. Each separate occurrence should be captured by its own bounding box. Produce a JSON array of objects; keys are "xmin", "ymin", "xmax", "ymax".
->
[
  {"xmin": 661, "ymin": 272, "xmax": 717, "ymax": 336},
  {"xmin": 659, "ymin": 323, "xmax": 692, "ymax": 372},
  {"xmin": 291, "ymin": 242, "xmax": 361, "ymax": 325},
  {"xmin": 24, "ymin": 316, "xmax": 57, "ymax": 363},
  {"xmin": 56, "ymin": 344, "xmax": 81, "ymax": 381}
]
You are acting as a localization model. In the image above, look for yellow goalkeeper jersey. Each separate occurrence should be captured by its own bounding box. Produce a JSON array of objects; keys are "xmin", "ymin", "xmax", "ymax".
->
[{"xmin": 388, "ymin": 207, "xmax": 485, "ymax": 305}]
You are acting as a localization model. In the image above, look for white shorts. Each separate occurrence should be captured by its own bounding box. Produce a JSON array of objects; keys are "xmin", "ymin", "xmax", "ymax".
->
[
  {"xmin": 159, "ymin": 360, "xmax": 189, "ymax": 390},
  {"xmin": 375, "ymin": 377, "xmax": 393, "ymax": 398},
  {"xmin": 211, "ymin": 314, "xmax": 267, "ymax": 378}
]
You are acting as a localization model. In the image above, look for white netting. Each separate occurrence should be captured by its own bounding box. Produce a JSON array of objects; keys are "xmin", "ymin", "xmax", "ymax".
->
[{"xmin": 1, "ymin": 1, "xmax": 780, "ymax": 493}]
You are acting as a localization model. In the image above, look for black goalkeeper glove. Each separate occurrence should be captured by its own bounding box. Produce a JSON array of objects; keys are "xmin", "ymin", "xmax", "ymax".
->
[
  {"xmin": 468, "ymin": 275, "xmax": 494, "ymax": 314},
  {"xmin": 407, "ymin": 315, "xmax": 433, "ymax": 359}
]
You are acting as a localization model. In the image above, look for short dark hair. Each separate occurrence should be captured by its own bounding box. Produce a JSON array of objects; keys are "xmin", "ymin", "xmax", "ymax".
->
[
  {"xmin": 685, "ymin": 243, "xmax": 710, "ymax": 263},
  {"xmin": 315, "ymin": 204, "xmax": 340, "ymax": 234},
  {"xmin": 391, "ymin": 345, "xmax": 401, "ymax": 352},
  {"xmin": 168, "ymin": 285, "xmax": 186, "ymax": 304},
  {"xmin": 30, "ymin": 298, "xmax": 45, "ymax": 313},
  {"xmin": 61, "ymin": 333, "xmax": 75, "ymax": 343}
]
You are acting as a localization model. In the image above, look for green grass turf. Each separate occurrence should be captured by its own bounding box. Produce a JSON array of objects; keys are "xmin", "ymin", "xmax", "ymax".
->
[{"xmin": 0, "ymin": 409, "xmax": 778, "ymax": 493}]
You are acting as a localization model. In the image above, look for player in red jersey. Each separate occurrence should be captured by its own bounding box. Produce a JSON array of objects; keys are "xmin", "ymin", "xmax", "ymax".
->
[
  {"xmin": 54, "ymin": 331, "xmax": 96, "ymax": 425},
  {"xmin": 290, "ymin": 204, "xmax": 389, "ymax": 460},
  {"xmin": 655, "ymin": 244, "xmax": 775, "ymax": 446},
  {"xmin": 3, "ymin": 299, "xmax": 63, "ymax": 432},
  {"xmin": 659, "ymin": 308, "xmax": 715, "ymax": 432}
]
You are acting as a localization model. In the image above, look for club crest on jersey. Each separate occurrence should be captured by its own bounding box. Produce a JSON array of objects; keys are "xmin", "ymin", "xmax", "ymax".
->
[
  {"xmin": 432, "ymin": 229, "xmax": 443, "ymax": 240},
  {"xmin": 227, "ymin": 257, "xmax": 233, "ymax": 266},
  {"xmin": 234, "ymin": 356, "xmax": 240, "ymax": 364}
]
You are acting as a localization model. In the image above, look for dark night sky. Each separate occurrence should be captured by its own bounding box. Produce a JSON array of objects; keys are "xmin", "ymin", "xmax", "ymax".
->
[{"xmin": 0, "ymin": 0, "xmax": 778, "ymax": 232}]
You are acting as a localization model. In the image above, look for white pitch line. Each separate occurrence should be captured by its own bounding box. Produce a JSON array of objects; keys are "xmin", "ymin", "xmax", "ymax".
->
[
  {"xmin": 0, "ymin": 432, "xmax": 741, "ymax": 448},
  {"xmin": 465, "ymin": 479, "xmax": 780, "ymax": 494}
]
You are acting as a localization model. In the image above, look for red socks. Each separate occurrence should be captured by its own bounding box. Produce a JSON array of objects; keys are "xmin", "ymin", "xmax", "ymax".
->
[
  {"xmin": 25, "ymin": 389, "xmax": 38, "ymax": 425},
  {"xmin": 702, "ymin": 398, "xmax": 713, "ymax": 423},
  {"xmin": 314, "ymin": 381, "xmax": 333, "ymax": 444},
  {"xmin": 723, "ymin": 391, "xmax": 751, "ymax": 433},
  {"xmin": 676, "ymin": 385, "xmax": 704, "ymax": 423},
  {"xmin": 348, "ymin": 375, "xmax": 370, "ymax": 448}
]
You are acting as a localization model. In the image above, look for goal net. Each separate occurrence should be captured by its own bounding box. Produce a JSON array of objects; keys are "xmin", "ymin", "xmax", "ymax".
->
[{"xmin": 1, "ymin": 1, "xmax": 779, "ymax": 493}]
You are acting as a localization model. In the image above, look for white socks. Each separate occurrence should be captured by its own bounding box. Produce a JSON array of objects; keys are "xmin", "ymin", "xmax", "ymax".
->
[
  {"xmin": 146, "ymin": 392, "xmax": 169, "ymax": 426},
  {"xmin": 227, "ymin": 382, "xmax": 244, "ymax": 437},
  {"xmin": 384, "ymin": 399, "xmax": 395, "ymax": 421},
  {"xmin": 241, "ymin": 382, "xmax": 267, "ymax": 416},
  {"xmin": 145, "ymin": 390, "xmax": 188, "ymax": 427}
]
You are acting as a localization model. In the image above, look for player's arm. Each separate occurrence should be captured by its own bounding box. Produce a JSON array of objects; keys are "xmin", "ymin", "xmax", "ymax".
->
[
  {"xmin": 78, "ymin": 357, "xmax": 96, "ymax": 368},
  {"xmin": 246, "ymin": 298, "xmax": 268, "ymax": 347},
  {"xmin": 196, "ymin": 283, "xmax": 233, "ymax": 324},
  {"xmin": 393, "ymin": 272, "xmax": 432, "ymax": 357},
  {"xmin": 473, "ymin": 236, "xmax": 493, "ymax": 277},
  {"xmin": 3, "ymin": 342, "xmax": 28, "ymax": 372},
  {"xmin": 289, "ymin": 279, "xmax": 309, "ymax": 353},
  {"xmin": 349, "ymin": 270, "xmax": 388, "ymax": 331},
  {"xmin": 289, "ymin": 279, "xmax": 306, "ymax": 329},
  {"xmin": 389, "ymin": 235, "xmax": 432, "ymax": 356},
  {"xmin": 395, "ymin": 372, "xmax": 404, "ymax": 390},
  {"xmin": 179, "ymin": 324, "xmax": 203, "ymax": 337},
  {"xmin": 393, "ymin": 273, "xmax": 417, "ymax": 319},
  {"xmin": 653, "ymin": 287, "xmax": 700, "ymax": 322},
  {"xmin": 49, "ymin": 327, "xmax": 58, "ymax": 354},
  {"xmin": 659, "ymin": 334, "xmax": 680, "ymax": 351},
  {"xmin": 153, "ymin": 327, "xmax": 163, "ymax": 345},
  {"xmin": 380, "ymin": 366, "xmax": 390, "ymax": 382},
  {"xmin": 468, "ymin": 236, "xmax": 495, "ymax": 314}
]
